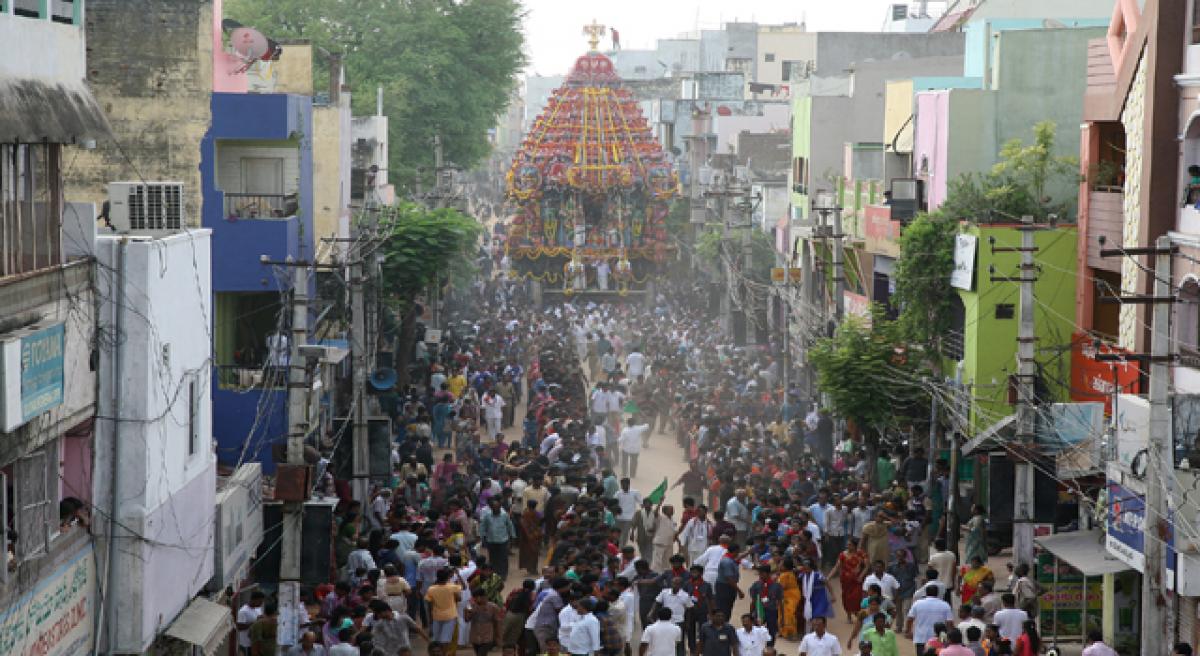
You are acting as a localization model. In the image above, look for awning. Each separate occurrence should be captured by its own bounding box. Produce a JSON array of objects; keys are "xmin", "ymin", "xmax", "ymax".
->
[
  {"xmin": 962, "ymin": 413, "xmax": 1016, "ymax": 455},
  {"xmin": 1035, "ymin": 529, "xmax": 1132, "ymax": 576},
  {"xmin": 163, "ymin": 597, "xmax": 233, "ymax": 656},
  {"xmin": 0, "ymin": 77, "xmax": 111, "ymax": 143}
]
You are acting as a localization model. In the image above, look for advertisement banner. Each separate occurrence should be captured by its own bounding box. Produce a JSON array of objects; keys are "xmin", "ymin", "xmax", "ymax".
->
[
  {"xmin": 0, "ymin": 543, "xmax": 94, "ymax": 656},
  {"xmin": 1105, "ymin": 480, "xmax": 1175, "ymax": 574},
  {"xmin": 1069, "ymin": 333, "xmax": 1139, "ymax": 413},
  {"xmin": 20, "ymin": 323, "xmax": 65, "ymax": 422},
  {"xmin": 1037, "ymin": 552, "xmax": 1102, "ymax": 636},
  {"xmin": 950, "ymin": 233, "xmax": 977, "ymax": 290}
]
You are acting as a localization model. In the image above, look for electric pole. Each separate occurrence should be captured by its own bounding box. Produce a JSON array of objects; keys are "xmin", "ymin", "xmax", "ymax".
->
[
  {"xmin": 350, "ymin": 219, "xmax": 372, "ymax": 506},
  {"xmin": 831, "ymin": 204, "xmax": 845, "ymax": 323},
  {"xmin": 989, "ymin": 215, "xmax": 1039, "ymax": 567},
  {"xmin": 279, "ymin": 259, "xmax": 308, "ymax": 641},
  {"xmin": 1096, "ymin": 235, "xmax": 1178, "ymax": 656},
  {"xmin": 1142, "ymin": 235, "xmax": 1176, "ymax": 656}
]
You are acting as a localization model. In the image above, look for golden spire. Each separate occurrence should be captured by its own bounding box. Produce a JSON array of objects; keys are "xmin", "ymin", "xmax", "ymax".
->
[{"xmin": 583, "ymin": 19, "xmax": 606, "ymax": 51}]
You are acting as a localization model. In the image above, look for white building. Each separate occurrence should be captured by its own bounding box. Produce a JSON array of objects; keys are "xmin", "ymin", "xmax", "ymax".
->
[{"xmin": 93, "ymin": 230, "xmax": 227, "ymax": 654}]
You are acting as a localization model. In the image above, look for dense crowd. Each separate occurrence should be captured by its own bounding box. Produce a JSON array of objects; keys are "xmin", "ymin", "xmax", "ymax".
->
[{"xmin": 231, "ymin": 276, "xmax": 1128, "ymax": 656}]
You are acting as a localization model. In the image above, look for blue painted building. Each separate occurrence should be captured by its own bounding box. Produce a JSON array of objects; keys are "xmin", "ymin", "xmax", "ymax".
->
[{"xmin": 201, "ymin": 91, "xmax": 315, "ymax": 469}]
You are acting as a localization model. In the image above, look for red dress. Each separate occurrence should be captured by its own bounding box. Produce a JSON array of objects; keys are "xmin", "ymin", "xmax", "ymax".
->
[{"xmin": 838, "ymin": 549, "xmax": 866, "ymax": 617}]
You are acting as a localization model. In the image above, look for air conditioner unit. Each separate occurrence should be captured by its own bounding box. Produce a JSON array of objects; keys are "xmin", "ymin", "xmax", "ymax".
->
[{"xmin": 107, "ymin": 182, "xmax": 185, "ymax": 235}]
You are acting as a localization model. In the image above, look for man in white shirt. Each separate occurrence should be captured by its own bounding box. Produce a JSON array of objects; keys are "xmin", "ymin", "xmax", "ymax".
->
[
  {"xmin": 676, "ymin": 506, "xmax": 714, "ymax": 566},
  {"xmin": 615, "ymin": 478, "xmax": 643, "ymax": 545},
  {"xmin": 992, "ymin": 593, "xmax": 1029, "ymax": 642},
  {"xmin": 799, "ymin": 616, "xmax": 843, "ymax": 656},
  {"xmin": 236, "ymin": 591, "xmax": 266, "ymax": 655},
  {"xmin": 619, "ymin": 418, "xmax": 648, "ymax": 478},
  {"xmin": 652, "ymin": 576, "xmax": 694, "ymax": 626},
  {"xmin": 905, "ymin": 585, "xmax": 954, "ymax": 654},
  {"xmin": 927, "ymin": 539, "xmax": 958, "ymax": 601},
  {"xmin": 692, "ymin": 534, "xmax": 731, "ymax": 586},
  {"xmin": 626, "ymin": 350, "xmax": 647, "ymax": 379},
  {"xmin": 862, "ymin": 560, "xmax": 901, "ymax": 601},
  {"xmin": 641, "ymin": 607, "xmax": 683, "ymax": 656},
  {"xmin": 563, "ymin": 599, "xmax": 602, "ymax": 656},
  {"xmin": 737, "ymin": 614, "xmax": 772, "ymax": 656}
]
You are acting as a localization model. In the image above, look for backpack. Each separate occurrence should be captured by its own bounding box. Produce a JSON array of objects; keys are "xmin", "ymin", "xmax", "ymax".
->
[{"xmin": 599, "ymin": 613, "xmax": 624, "ymax": 653}]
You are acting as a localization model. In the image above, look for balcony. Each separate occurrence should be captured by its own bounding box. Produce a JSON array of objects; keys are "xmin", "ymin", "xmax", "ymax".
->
[
  {"xmin": 1086, "ymin": 191, "xmax": 1122, "ymax": 273},
  {"xmin": 223, "ymin": 192, "xmax": 298, "ymax": 220}
]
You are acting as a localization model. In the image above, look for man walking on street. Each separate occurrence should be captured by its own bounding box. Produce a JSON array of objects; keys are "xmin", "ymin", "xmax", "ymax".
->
[
  {"xmin": 619, "ymin": 418, "xmax": 648, "ymax": 478},
  {"xmin": 615, "ymin": 478, "xmax": 643, "ymax": 547},
  {"xmin": 480, "ymin": 496, "xmax": 516, "ymax": 579}
]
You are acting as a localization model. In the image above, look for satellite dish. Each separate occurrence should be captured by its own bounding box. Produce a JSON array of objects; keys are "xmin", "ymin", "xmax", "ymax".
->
[{"xmin": 231, "ymin": 27, "xmax": 269, "ymax": 62}]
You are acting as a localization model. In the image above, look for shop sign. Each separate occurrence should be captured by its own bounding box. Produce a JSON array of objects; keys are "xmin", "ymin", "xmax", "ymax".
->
[
  {"xmin": 1105, "ymin": 480, "xmax": 1175, "ymax": 574},
  {"xmin": 1069, "ymin": 333, "xmax": 1139, "ymax": 412},
  {"xmin": 0, "ymin": 543, "xmax": 94, "ymax": 656},
  {"xmin": 1036, "ymin": 552, "xmax": 1103, "ymax": 636},
  {"xmin": 1113, "ymin": 394, "xmax": 1149, "ymax": 469},
  {"xmin": 1, "ymin": 322, "xmax": 66, "ymax": 432},
  {"xmin": 950, "ymin": 234, "xmax": 977, "ymax": 290}
]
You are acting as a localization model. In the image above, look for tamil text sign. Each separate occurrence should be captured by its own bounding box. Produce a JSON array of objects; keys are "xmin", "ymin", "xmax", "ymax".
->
[{"xmin": 0, "ymin": 543, "xmax": 94, "ymax": 656}]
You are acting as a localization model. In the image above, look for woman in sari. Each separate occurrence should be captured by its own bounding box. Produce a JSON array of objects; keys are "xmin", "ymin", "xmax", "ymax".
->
[
  {"xmin": 798, "ymin": 558, "xmax": 835, "ymax": 637},
  {"xmin": 960, "ymin": 555, "xmax": 995, "ymax": 605},
  {"xmin": 518, "ymin": 499, "xmax": 543, "ymax": 574},
  {"xmin": 827, "ymin": 536, "xmax": 867, "ymax": 623},
  {"xmin": 776, "ymin": 557, "xmax": 803, "ymax": 640},
  {"xmin": 964, "ymin": 504, "xmax": 989, "ymax": 566}
]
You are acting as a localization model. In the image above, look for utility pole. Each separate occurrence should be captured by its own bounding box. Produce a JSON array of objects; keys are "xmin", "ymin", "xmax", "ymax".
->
[
  {"xmin": 350, "ymin": 226, "xmax": 371, "ymax": 506},
  {"xmin": 1142, "ymin": 235, "xmax": 1176, "ymax": 656},
  {"xmin": 1096, "ymin": 235, "xmax": 1177, "ymax": 656},
  {"xmin": 989, "ymin": 215, "xmax": 1039, "ymax": 566},
  {"xmin": 831, "ymin": 204, "xmax": 845, "ymax": 323},
  {"xmin": 279, "ymin": 259, "xmax": 309, "ymax": 640}
]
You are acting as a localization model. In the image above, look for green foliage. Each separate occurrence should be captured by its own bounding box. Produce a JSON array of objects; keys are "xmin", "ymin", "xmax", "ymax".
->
[
  {"xmin": 377, "ymin": 202, "xmax": 482, "ymax": 309},
  {"xmin": 665, "ymin": 198, "xmax": 690, "ymax": 236},
  {"xmin": 893, "ymin": 213, "xmax": 959, "ymax": 355},
  {"xmin": 226, "ymin": 0, "xmax": 526, "ymax": 191},
  {"xmin": 938, "ymin": 121, "xmax": 1078, "ymax": 222},
  {"xmin": 807, "ymin": 308, "xmax": 927, "ymax": 440},
  {"xmin": 695, "ymin": 227, "xmax": 775, "ymax": 282}
]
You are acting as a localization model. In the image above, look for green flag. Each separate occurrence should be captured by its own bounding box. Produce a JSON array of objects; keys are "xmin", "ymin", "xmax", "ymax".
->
[{"xmin": 646, "ymin": 477, "xmax": 668, "ymax": 505}]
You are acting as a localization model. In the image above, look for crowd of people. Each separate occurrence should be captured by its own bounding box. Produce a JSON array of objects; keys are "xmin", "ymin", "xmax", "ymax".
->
[{"xmin": 232, "ymin": 275, "xmax": 1143, "ymax": 656}]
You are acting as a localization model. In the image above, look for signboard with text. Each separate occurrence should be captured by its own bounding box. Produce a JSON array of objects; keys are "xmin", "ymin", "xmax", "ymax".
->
[
  {"xmin": 1037, "ymin": 552, "xmax": 1102, "ymax": 636},
  {"xmin": 0, "ymin": 543, "xmax": 94, "ymax": 656},
  {"xmin": 950, "ymin": 234, "xmax": 978, "ymax": 290},
  {"xmin": 1105, "ymin": 480, "xmax": 1175, "ymax": 575},
  {"xmin": 1, "ymin": 322, "xmax": 66, "ymax": 432}
]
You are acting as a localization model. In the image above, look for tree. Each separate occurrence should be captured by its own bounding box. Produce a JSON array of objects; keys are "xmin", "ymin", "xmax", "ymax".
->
[
  {"xmin": 893, "ymin": 213, "xmax": 959, "ymax": 358},
  {"xmin": 938, "ymin": 121, "xmax": 1077, "ymax": 222},
  {"xmin": 377, "ymin": 203, "xmax": 481, "ymax": 388},
  {"xmin": 225, "ymin": 0, "xmax": 526, "ymax": 191},
  {"xmin": 807, "ymin": 308, "xmax": 928, "ymax": 455}
]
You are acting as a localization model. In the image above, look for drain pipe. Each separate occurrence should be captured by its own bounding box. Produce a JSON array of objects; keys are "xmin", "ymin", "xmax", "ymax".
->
[{"xmin": 95, "ymin": 238, "xmax": 126, "ymax": 654}]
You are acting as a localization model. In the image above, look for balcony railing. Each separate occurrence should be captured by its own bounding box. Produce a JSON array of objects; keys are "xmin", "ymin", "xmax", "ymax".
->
[
  {"xmin": 223, "ymin": 193, "xmax": 298, "ymax": 220},
  {"xmin": 216, "ymin": 364, "xmax": 287, "ymax": 390}
]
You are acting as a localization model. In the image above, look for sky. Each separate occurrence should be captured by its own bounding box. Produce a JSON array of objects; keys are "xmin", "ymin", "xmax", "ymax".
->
[{"xmin": 520, "ymin": 0, "xmax": 945, "ymax": 76}]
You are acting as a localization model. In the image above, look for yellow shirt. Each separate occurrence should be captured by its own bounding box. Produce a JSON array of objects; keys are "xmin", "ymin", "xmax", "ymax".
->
[
  {"xmin": 447, "ymin": 375, "xmax": 468, "ymax": 398},
  {"xmin": 425, "ymin": 583, "xmax": 462, "ymax": 621}
]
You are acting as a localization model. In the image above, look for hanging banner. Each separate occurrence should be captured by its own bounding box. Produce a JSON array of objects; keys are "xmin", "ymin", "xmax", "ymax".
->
[{"xmin": 950, "ymin": 234, "xmax": 977, "ymax": 290}]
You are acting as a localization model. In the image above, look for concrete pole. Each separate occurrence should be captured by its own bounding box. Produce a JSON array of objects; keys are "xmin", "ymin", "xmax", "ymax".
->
[
  {"xmin": 832, "ymin": 206, "xmax": 845, "ymax": 322},
  {"xmin": 1141, "ymin": 235, "xmax": 1175, "ymax": 656},
  {"xmin": 742, "ymin": 222, "xmax": 755, "ymax": 345},
  {"xmin": 1012, "ymin": 215, "xmax": 1037, "ymax": 567},
  {"xmin": 351, "ymin": 240, "xmax": 371, "ymax": 506},
  {"xmin": 279, "ymin": 260, "xmax": 309, "ymax": 635}
]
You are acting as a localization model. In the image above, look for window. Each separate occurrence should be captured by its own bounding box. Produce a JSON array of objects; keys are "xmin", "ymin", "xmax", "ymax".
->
[
  {"xmin": 792, "ymin": 157, "xmax": 809, "ymax": 194},
  {"xmin": 188, "ymin": 374, "xmax": 200, "ymax": 456},
  {"xmin": 782, "ymin": 60, "xmax": 810, "ymax": 82},
  {"xmin": 11, "ymin": 441, "xmax": 59, "ymax": 562},
  {"xmin": 1, "ymin": 144, "xmax": 63, "ymax": 279},
  {"xmin": 1179, "ymin": 279, "xmax": 1200, "ymax": 354},
  {"xmin": 725, "ymin": 57, "xmax": 751, "ymax": 73},
  {"xmin": 764, "ymin": 53, "xmax": 776, "ymax": 62},
  {"xmin": 1193, "ymin": 0, "xmax": 1200, "ymax": 43},
  {"xmin": 215, "ymin": 292, "xmax": 287, "ymax": 390}
]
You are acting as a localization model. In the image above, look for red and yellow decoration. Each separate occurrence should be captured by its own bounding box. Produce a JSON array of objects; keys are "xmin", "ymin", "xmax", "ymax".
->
[{"xmin": 504, "ymin": 27, "xmax": 679, "ymax": 291}]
